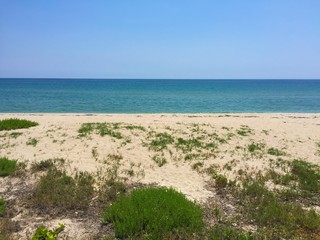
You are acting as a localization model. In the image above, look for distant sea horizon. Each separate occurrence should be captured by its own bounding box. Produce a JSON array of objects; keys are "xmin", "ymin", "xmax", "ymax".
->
[{"xmin": 1, "ymin": 78, "xmax": 320, "ymax": 113}]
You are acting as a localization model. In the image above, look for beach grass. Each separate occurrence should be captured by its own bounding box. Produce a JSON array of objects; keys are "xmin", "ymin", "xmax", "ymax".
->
[
  {"xmin": 0, "ymin": 198, "xmax": 5, "ymax": 216},
  {"xmin": 0, "ymin": 118, "xmax": 38, "ymax": 131},
  {"xmin": 32, "ymin": 167, "xmax": 94, "ymax": 211},
  {"xmin": 0, "ymin": 157, "xmax": 17, "ymax": 177}
]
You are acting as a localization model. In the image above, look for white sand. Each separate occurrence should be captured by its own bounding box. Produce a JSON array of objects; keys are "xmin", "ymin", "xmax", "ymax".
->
[{"xmin": 1, "ymin": 113, "xmax": 320, "ymax": 203}]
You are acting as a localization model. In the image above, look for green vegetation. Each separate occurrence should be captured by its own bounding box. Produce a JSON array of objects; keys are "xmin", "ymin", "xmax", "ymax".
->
[
  {"xmin": 9, "ymin": 132, "xmax": 23, "ymax": 139},
  {"xmin": 78, "ymin": 122, "xmax": 123, "ymax": 139},
  {"xmin": 149, "ymin": 132, "xmax": 174, "ymax": 151},
  {"xmin": 248, "ymin": 142, "xmax": 265, "ymax": 153},
  {"xmin": 32, "ymin": 223, "xmax": 65, "ymax": 240},
  {"xmin": 0, "ymin": 157, "xmax": 17, "ymax": 177},
  {"xmin": 103, "ymin": 187, "xmax": 203, "ymax": 239},
  {"xmin": 32, "ymin": 168, "xmax": 94, "ymax": 211},
  {"xmin": 290, "ymin": 160, "xmax": 320, "ymax": 192},
  {"xmin": 0, "ymin": 198, "xmax": 5, "ymax": 216},
  {"xmin": 236, "ymin": 125, "xmax": 253, "ymax": 136},
  {"xmin": 26, "ymin": 138, "xmax": 38, "ymax": 146},
  {"xmin": 30, "ymin": 159, "xmax": 64, "ymax": 172},
  {"xmin": 0, "ymin": 118, "xmax": 38, "ymax": 131},
  {"xmin": 238, "ymin": 181, "xmax": 320, "ymax": 238},
  {"xmin": 124, "ymin": 125, "xmax": 146, "ymax": 131},
  {"xmin": 152, "ymin": 155, "xmax": 167, "ymax": 167},
  {"xmin": 267, "ymin": 147, "xmax": 286, "ymax": 156}
]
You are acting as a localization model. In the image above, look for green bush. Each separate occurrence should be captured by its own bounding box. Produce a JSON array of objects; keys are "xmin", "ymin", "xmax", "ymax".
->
[
  {"xmin": 267, "ymin": 147, "xmax": 286, "ymax": 156},
  {"xmin": 32, "ymin": 168, "xmax": 94, "ymax": 210},
  {"xmin": 103, "ymin": 187, "xmax": 203, "ymax": 239},
  {"xmin": 149, "ymin": 132, "xmax": 174, "ymax": 151},
  {"xmin": 0, "ymin": 157, "xmax": 17, "ymax": 177},
  {"xmin": 0, "ymin": 118, "xmax": 38, "ymax": 131},
  {"xmin": 32, "ymin": 223, "xmax": 65, "ymax": 240}
]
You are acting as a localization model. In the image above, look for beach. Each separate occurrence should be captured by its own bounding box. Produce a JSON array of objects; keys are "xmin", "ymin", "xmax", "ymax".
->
[{"xmin": 1, "ymin": 113, "xmax": 320, "ymax": 239}]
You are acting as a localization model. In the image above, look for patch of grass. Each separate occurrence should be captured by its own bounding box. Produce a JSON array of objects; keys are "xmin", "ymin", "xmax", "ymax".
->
[
  {"xmin": 290, "ymin": 160, "xmax": 320, "ymax": 192},
  {"xmin": 213, "ymin": 174, "xmax": 228, "ymax": 189},
  {"xmin": 267, "ymin": 147, "xmax": 286, "ymax": 156},
  {"xmin": 30, "ymin": 159, "xmax": 64, "ymax": 172},
  {"xmin": 98, "ymin": 181, "xmax": 127, "ymax": 204},
  {"xmin": 103, "ymin": 187, "xmax": 203, "ymax": 239},
  {"xmin": 0, "ymin": 118, "xmax": 38, "ymax": 131},
  {"xmin": 9, "ymin": 132, "xmax": 23, "ymax": 139},
  {"xmin": 192, "ymin": 161, "xmax": 204, "ymax": 171},
  {"xmin": 149, "ymin": 132, "xmax": 174, "ymax": 151},
  {"xmin": 248, "ymin": 142, "xmax": 265, "ymax": 153},
  {"xmin": 32, "ymin": 168, "xmax": 94, "ymax": 211},
  {"xmin": 152, "ymin": 155, "xmax": 167, "ymax": 167},
  {"xmin": 0, "ymin": 157, "xmax": 17, "ymax": 177},
  {"xmin": 239, "ymin": 181, "xmax": 320, "ymax": 237},
  {"xmin": 0, "ymin": 198, "xmax": 5, "ymax": 216},
  {"xmin": 237, "ymin": 125, "xmax": 253, "ymax": 136},
  {"xmin": 26, "ymin": 138, "xmax": 38, "ymax": 146},
  {"xmin": 124, "ymin": 125, "xmax": 146, "ymax": 131},
  {"xmin": 92, "ymin": 147, "xmax": 99, "ymax": 160},
  {"xmin": 175, "ymin": 137, "xmax": 202, "ymax": 152},
  {"xmin": 78, "ymin": 122, "xmax": 123, "ymax": 139}
]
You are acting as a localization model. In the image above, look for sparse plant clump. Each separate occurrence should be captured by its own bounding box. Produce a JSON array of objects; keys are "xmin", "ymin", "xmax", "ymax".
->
[
  {"xmin": 32, "ymin": 223, "xmax": 65, "ymax": 240},
  {"xmin": 149, "ymin": 132, "xmax": 174, "ymax": 151},
  {"xmin": 103, "ymin": 187, "xmax": 203, "ymax": 239},
  {"xmin": 0, "ymin": 198, "xmax": 5, "ymax": 216},
  {"xmin": 237, "ymin": 125, "xmax": 253, "ymax": 136},
  {"xmin": 192, "ymin": 161, "xmax": 204, "ymax": 171},
  {"xmin": 9, "ymin": 132, "xmax": 23, "ymax": 139},
  {"xmin": 267, "ymin": 147, "xmax": 286, "ymax": 156},
  {"xmin": 0, "ymin": 118, "xmax": 38, "ymax": 131},
  {"xmin": 152, "ymin": 155, "xmax": 167, "ymax": 167},
  {"xmin": 0, "ymin": 157, "xmax": 17, "ymax": 177},
  {"xmin": 239, "ymin": 181, "xmax": 320, "ymax": 238},
  {"xmin": 78, "ymin": 122, "xmax": 123, "ymax": 139},
  {"xmin": 248, "ymin": 142, "xmax": 265, "ymax": 153},
  {"xmin": 26, "ymin": 138, "xmax": 38, "ymax": 147},
  {"xmin": 31, "ymin": 159, "xmax": 64, "ymax": 172},
  {"xmin": 124, "ymin": 125, "xmax": 146, "ymax": 131},
  {"xmin": 32, "ymin": 168, "xmax": 94, "ymax": 211}
]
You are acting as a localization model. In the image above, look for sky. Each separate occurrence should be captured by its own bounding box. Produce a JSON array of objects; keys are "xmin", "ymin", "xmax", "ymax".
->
[{"xmin": 0, "ymin": 1, "xmax": 320, "ymax": 79}]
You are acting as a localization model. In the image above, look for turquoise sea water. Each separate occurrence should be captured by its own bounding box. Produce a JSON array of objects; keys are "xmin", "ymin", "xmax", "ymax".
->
[{"xmin": 0, "ymin": 79, "xmax": 320, "ymax": 113}]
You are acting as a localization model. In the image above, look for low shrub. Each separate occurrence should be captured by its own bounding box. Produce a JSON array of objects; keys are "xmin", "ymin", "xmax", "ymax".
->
[
  {"xmin": 0, "ymin": 118, "xmax": 38, "ymax": 131},
  {"xmin": 0, "ymin": 157, "xmax": 17, "ymax": 177},
  {"xmin": 267, "ymin": 147, "xmax": 286, "ymax": 156},
  {"xmin": 149, "ymin": 132, "xmax": 174, "ymax": 151},
  {"xmin": 32, "ymin": 223, "xmax": 65, "ymax": 240},
  {"xmin": 32, "ymin": 168, "xmax": 94, "ymax": 211},
  {"xmin": 103, "ymin": 187, "xmax": 203, "ymax": 239}
]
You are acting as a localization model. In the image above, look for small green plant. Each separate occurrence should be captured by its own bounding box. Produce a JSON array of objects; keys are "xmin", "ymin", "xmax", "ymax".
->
[
  {"xmin": 32, "ymin": 223, "xmax": 65, "ymax": 240},
  {"xmin": 0, "ymin": 118, "xmax": 38, "ymax": 131},
  {"xmin": 31, "ymin": 159, "xmax": 61, "ymax": 172},
  {"xmin": 267, "ymin": 147, "xmax": 286, "ymax": 156},
  {"xmin": 0, "ymin": 157, "xmax": 17, "ymax": 177},
  {"xmin": 149, "ymin": 132, "xmax": 174, "ymax": 151},
  {"xmin": 9, "ymin": 132, "xmax": 23, "ymax": 139},
  {"xmin": 124, "ymin": 125, "xmax": 146, "ymax": 131},
  {"xmin": 78, "ymin": 122, "xmax": 123, "ymax": 139},
  {"xmin": 92, "ymin": 147, "xmax": 99, "ymax": 160},
  {"xmin": 152, "ymin": 155, "xmax": 167, "ymax": 167},
  {"xmin": 214, "ymin": 174, "xmax": 228, "ymax": 189},
  {"xmin": 176, "ymin": 137, "xmax": 202, "ymax": 152},
  {"xmin": 103, "ymin": 187, "xmax": 203, "ymax": 239},
  {"xmin": 26, "ymin": 138, "xmax": 38, "ymax": 146},
  {"xmin": 237, "ymin": 125, "xmax": 253, "ymax": 136},
  {"xmin": 0, "ymin": 198, "xmax": 5, "ymax": 216},
  {"xmin": 192, "ymin": 161, "xmax": 204, "ymax": 171},
  {"xmin": 32, "ymin": 168, "xmax": 94, "ymax": 211},
  {"xmin": 248, "ymin": 142, "xmax": 265, "ymax": 153}
]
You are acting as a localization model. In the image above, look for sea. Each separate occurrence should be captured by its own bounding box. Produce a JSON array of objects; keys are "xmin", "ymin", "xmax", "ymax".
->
[{"xmin": 0, "ymin": 79, "xmax": 320, "ymax": 113}]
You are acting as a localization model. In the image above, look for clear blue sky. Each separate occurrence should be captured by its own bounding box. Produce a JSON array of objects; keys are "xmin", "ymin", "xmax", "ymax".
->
[{"xmin": 0, "ymin": 0, "xmax": 320, "ymax": 79}]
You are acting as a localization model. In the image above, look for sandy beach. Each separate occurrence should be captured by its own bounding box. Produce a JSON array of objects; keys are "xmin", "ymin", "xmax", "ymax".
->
[{"xmin": 1, "ymin": 113, "xmax": 320, "ymax": 239}]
